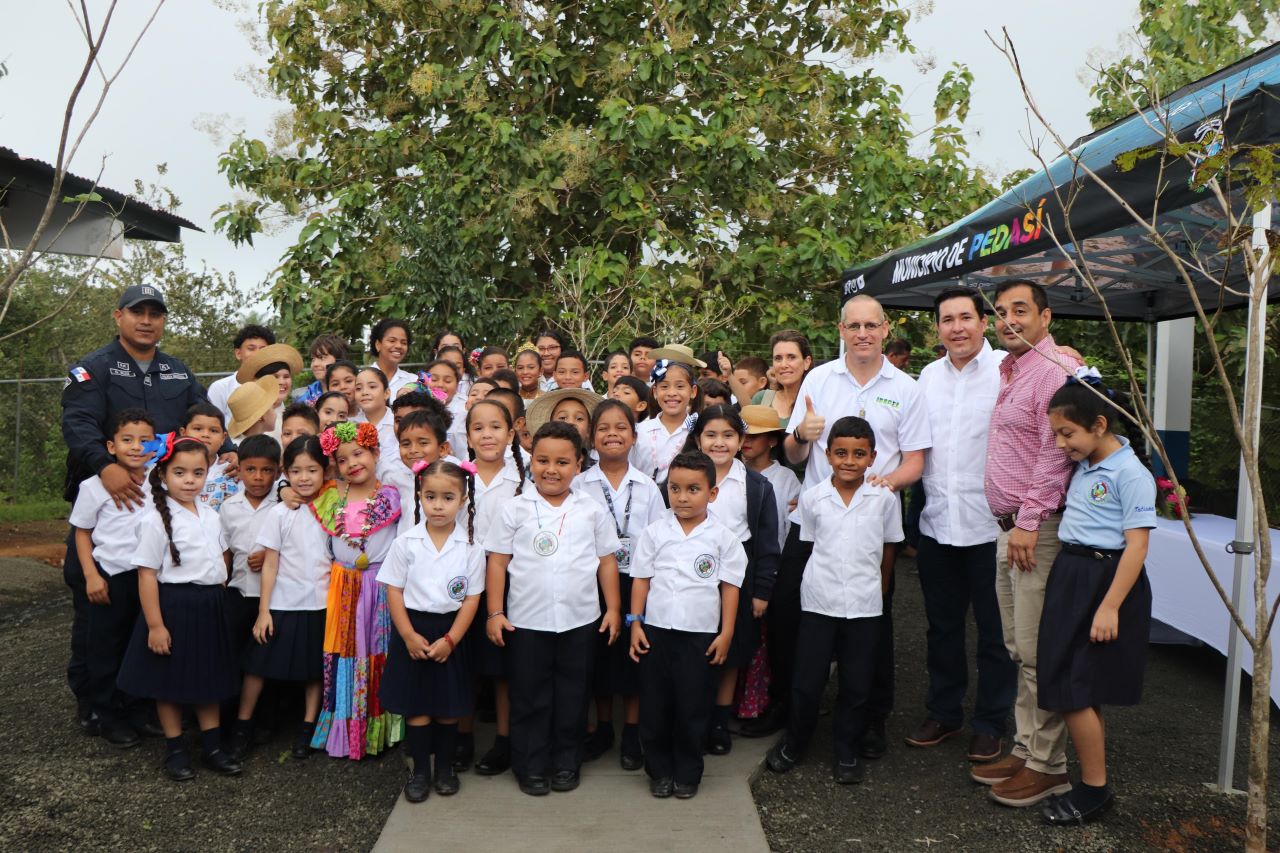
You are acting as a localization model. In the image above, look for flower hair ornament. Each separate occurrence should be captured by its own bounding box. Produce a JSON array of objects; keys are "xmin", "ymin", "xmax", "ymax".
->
[
  {"xmin": 469, "ymin": 347, "xmax": 483, "ymax": 367},
  {"xmin": 650, "ymin": 358, "xmax": 672, "ymax": 384},
  {"xmin": 458, "ymin": 460, "xmax": 478, "ymax": 475},
  {"xmin": 320, "ymin": 421, "xmax": 378, "ymax": 457}
]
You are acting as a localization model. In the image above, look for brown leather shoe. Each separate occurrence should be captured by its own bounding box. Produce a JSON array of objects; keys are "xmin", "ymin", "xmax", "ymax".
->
[
  {"xmin": 970, "ymin": 753, "xmax": 1024, "ymax": 785},
  {"xmin": 989, "ymin": 767, "xmax": 1072, "ymax": 807},
  {"xmin": 967, "ymin": 732, "xmax": 1002, "ymax": 762},
  {"xmin": 904, "ymin": 719, "xmax": 961, "ymax": 748}
]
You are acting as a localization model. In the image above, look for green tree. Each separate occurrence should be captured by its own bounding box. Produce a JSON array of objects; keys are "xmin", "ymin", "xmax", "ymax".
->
[{"xmin": 216, "ymin": 0, "xmax": 995, "ymax": 351}]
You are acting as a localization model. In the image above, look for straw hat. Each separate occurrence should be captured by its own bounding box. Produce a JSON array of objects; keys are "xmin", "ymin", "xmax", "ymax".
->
[
  {"xmin": 647, "ymin": 344, "xmax": 706, "ymax": 369},
  {"xmin": 227, "ymin": 375, "xmax": 280, "ymax": 437},
  {"xmin": 740, "ymin": 404, "xmax": 785, "ymax": 434},
  {"xmin": 236, "ymin": 343, "xmax": 303, "ymax": 383},
  {"xmin": 526, "ymin": 387, "xmax": 604, "ymax": 436}
]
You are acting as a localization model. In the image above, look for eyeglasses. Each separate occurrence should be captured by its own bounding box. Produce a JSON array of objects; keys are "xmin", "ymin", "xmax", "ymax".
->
[{"xmin": 839, "ymin": 321, "xmax": 884, "ymax": 333}]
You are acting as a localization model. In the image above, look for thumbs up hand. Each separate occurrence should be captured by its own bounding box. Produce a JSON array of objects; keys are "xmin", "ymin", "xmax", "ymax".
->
[{"xmin": 798, "ymin": 395, "xmax": 825, "ymax": 443}]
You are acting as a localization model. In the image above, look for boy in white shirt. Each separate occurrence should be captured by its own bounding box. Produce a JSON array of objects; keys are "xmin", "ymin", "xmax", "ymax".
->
[
  {"xmin": 629, "ymin": 451, "xmax": 746, "ymax": 800},
  {"xmin": 766, "ymin": 416, "xmax": 902, "ymax": 785},
  {"xmin": 69, "ymin": 407, "xmax": 157, "ymax": 748}
]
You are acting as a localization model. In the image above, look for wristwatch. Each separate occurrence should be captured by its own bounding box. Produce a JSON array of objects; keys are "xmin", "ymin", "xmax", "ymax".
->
[{"xmin": 625, "ymin": 613, "xmax": 645, "ymax": 627}]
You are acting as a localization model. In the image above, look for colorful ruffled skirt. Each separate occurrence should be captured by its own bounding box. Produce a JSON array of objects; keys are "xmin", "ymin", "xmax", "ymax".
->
[{"xmin": 312, "ymin": 562, "xmax": 404, "ymax": 758}]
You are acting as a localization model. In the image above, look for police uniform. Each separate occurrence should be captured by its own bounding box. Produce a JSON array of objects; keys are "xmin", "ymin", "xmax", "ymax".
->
[
  {"xmin": 60, "ymin": 314, "xmax": 229, "ymax": 709},
  {"xmin": 631, "ymin": 514, "xmax": 747, "ymax": 787},
  {"xmin": 484, "ymin": 488, "xmax": 621, "ymax": 781},
  {"xmin": 1037, "ymin": 438, "xmax": 1156, "ymax": 711},
  {"xmin": 784, "ymin": 480, "xmax": 902, "ymax": 768}
]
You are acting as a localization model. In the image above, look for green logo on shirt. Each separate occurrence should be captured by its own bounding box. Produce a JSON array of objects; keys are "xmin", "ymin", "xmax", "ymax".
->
[{"xmin": 875, "ymin": 396, "xmax": 900, "ymax": 409}]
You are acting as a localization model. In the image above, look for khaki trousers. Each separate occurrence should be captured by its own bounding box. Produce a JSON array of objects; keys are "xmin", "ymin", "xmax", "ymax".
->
[{"xmin": 995, "ymin": 514, "xmax": 1067, "ymax": 775}]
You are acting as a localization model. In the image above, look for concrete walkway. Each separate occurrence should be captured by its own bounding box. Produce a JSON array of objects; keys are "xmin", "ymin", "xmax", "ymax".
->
[{"xmin": 374, "ymin": 722, "xmax": 771, "ymax": 853}]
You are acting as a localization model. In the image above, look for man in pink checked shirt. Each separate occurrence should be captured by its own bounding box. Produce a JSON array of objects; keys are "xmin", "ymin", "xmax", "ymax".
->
[{"xmin": 972, "ymin": 280, "xmax": 1080, "ymax": 809}]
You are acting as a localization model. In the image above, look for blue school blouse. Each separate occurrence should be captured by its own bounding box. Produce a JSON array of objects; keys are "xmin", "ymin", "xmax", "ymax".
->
[{"xmin": 1057, "ymin": 438, "xmax": 1157, "ymax": 551}]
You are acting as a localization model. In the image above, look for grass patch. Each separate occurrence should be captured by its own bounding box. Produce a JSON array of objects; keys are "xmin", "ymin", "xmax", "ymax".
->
[{"xmin": 0, "ymin": 499, "xmax": 67, "ymax": 523}]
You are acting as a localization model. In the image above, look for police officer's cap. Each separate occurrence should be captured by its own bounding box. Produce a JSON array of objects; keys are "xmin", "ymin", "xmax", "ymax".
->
[{"xmin": 118, "ymin": 284, "xmax": 167, "ymax": 312}]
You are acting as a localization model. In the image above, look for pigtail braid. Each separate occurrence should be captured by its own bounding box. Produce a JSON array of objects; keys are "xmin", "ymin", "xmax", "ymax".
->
[
  {"xmin": 414, "ymin": 467, "xmax": 424, "ymax": 526},
  {"xmin": 149, "ymin": 465, "xmax": 182, "ymax": 566},
  {"xmin": 465, "ymin": 468, "xmax": 477, "ymax": 544},
  {"xmin": 511, "ymin": 432, "xmax": 526, "ymax": 495}
]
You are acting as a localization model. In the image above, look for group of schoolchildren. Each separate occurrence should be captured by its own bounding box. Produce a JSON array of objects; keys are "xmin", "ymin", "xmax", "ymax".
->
[{"xmin": 69, "ymin": 317, "xmax": 1154, "ymax": 825}]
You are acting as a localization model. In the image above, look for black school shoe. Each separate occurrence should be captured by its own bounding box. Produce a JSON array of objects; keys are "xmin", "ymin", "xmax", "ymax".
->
[
  {"xmin": 226, "ymin": 729, "xmax": 253, "ymax": 763},
  {"xmin": 706, "ymin": 725, "xmax": 732, "ymax": 756},
  {"xmin": 833, "ymin": 758, "xmax": 865, "ymax": 785},
  {"xmin": 739, "ymin": 703, "xmax": 787, "ymax": 738},
  {"xmin": 673, "ymin": 782, "xmax": 699, "ymax": 799},
  {"xmin": 860, "ymin": 717, "xmax": 887, "ymax": 760},
  {"xmin": 404, "ymin": 773, "xmax": 431, "ymax": 803},
  {"xmin": 164, "ymin": 750, "xmax": 195, "ymax": 782},
  {"xmin": 101, "ymin": 721, "xmax": 141, "ymax": 749},
  {"xmin": 475, "ymin": 738, "xmax": 511, "ymax": 775},
  {"xmin": 292, "ymin": 722, "xmax": 316, "ymax": 760},
  {"xmin": 765, "ymin": 740, "xmax": 798, "ymax": 774},
  {"xmin": 128, "ymin": 714, "xmax": 165, "ymax": 739},
  {"xmin": 649, "ymin": 776, "xmax": 674, "ymax": 798},
  {"xmin": 201, "ymin": 749, "xmax": 243, "ymax": 776},
  {"xmin": 452, "ymin": 733, "xmax": 475, "ymax": 772},
  {"xmin": 518, "ymin": 775, "xmax": 550, "ymax": 796},
  {"xmin": 1041, "ymin": 790, "xmax": 1115, "ymax": 826},
  {"xmin": 550, "ymin": 769, "xmax": 580, "ymax": 792},
  {"xmin": 434, "ymin": 766, "xmax": 460, "ymax": 796},
  {"xmin": 583, "ymin": 724, "xmax": 614, "ymax": 762},
  {"xmin": 77, "ymin": 701, "xmax": 100, "ymax": 736}
]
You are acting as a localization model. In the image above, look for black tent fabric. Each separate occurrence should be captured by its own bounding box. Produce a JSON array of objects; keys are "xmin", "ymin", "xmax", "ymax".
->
[{"xmin": 840, "ymin": 43, "xmax": 1280, "ymax": 320}]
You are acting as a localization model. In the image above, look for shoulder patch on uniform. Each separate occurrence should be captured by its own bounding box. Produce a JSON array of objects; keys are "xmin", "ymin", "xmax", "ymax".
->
[{"xmin": 70, "ymin": 366, "xmax": 91, "ymax": 383}]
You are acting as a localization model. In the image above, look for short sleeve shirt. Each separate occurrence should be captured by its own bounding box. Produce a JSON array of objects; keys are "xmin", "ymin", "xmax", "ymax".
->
[
  {"xmin": 68, "ymin": 475, "xmax": 153, "ymax": 576},
  {"xmin": 787, "ymin": 356, "xmax": 931, "ymax": 483},
  {"xmin": 484, "ymin": 489, "xmax": 621, "ymax": 631},
  {"xmin": 378, "ymin": 523, "xmax": 486, "ymax": 613},
  {"xmin": 630, "ymin": 514, "xmax": 748, "ymax": 633},
  {"xmin": 254, "ymin": 502, "xmax": 331, "ymax": 611},
  {"xmin": 1057, "ymin": 438, "xmax": 1158, "ymax": 550},
  {"xmin": 706, "ymin": 458, "xmax": 751, "ymax": 541},
  {"xmin": 760, "ymin": 462, "xmax": 801, "ymax": 552},
  {"xmin": 578, "ymin": 464, "xmax": 666, "ymax": 575},
  {"xmin": 135, "ymin": 499, "xmax": 228, "ymax": 585},
  {"xmin": 630, "ymin": 417, "xmax": 691, "ymax": 483},
  {"xmin": 797, "ymin": 480, "xmax": 902, "ymax": 618},
  {"xmin": 220, "ymin": 489, "xmax": 279, "ymax": 596}
]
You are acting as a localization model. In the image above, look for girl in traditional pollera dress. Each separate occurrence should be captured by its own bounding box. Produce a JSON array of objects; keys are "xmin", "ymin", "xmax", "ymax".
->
[{"xmin": 310, "ymin": 420, "xmax": 404, "ymax": 759}]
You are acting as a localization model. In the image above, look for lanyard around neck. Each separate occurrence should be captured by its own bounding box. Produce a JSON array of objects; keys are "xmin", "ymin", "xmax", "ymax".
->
[{"xmin": 598, "ymin": 479, "xmax": 634, "ymax": 538}]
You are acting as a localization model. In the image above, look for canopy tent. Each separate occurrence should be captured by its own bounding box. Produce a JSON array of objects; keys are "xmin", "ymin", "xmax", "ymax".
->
[
  {"xmin": 839, "ymin": 42, "xmax": 1280, "ymax": 319},
  {"xmin": 838, "ymin": 42, "xmax": 1280, "ymax": 793}
]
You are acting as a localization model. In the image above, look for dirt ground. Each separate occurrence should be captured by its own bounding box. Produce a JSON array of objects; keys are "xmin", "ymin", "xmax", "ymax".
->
[
  {"xmin": 3, "ymin": 524, "xmax": 1279, "ymax": 852},
  {"xmin": 0, "ymin": 518, "xmax": 72, "ymax": 566},
  {"xmin": 752, "ymin": 558, "xmax": 1280, "ymax": 853}
]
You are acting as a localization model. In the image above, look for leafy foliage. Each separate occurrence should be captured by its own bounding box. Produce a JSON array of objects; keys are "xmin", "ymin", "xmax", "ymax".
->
[{"xmin": 217, "ymin": 0, "xmax": 996, "ymax": 352}]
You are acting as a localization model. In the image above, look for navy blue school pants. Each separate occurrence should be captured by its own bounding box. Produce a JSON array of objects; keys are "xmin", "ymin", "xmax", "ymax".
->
[
  {"xmin": 62, "ymin": 528, "xmax": 90, "ymax": 704},
  {"xmin": 867, "ymin": 569, "xmax": 895, "ymax": 721},
  {"xmin": 507, "ymin": 623, "xmax": 595, "ymax": 779},
  {"xmin": 639, "ymin": 625, "xmax": 717, "ymax": 786},
  {"xmin": 786, "ymin": 611, "xmax": 880, "ymax": 765},
  {"xmin": 766, "ymin": 525, "xmax": 812, "ymax": 710},
  {"xmin": 916, "ymin": 535, "xmax": 1016, "ymax": 735},
  {"xmin": 85, "ymin": 567, "xmax": 145, "ymax": 726}
]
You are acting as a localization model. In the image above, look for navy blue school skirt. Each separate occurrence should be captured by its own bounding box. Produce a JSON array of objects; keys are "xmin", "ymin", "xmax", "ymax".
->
[
  {"xmin": 117, "ymin": 583, "xmax": 240, "ymax": 705},
  {"xmin": 243, "ymin": 609, "xmax": 326, "ymax": 682},
  {"xmin": 381, "ymin": 610, "xmax": 474, "ymax": 718},
  {"xmin": 469, "ymin": 589, "xmax": 508, "ymax": 679},
  {"xmin": 1037, "ymin": 544, "xmax": 1152, "ymax": 712}
]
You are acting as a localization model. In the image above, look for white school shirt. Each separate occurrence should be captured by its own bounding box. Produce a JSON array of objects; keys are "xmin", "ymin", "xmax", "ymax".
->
[
  {"xmin": 68, "ymin": 475, "xmax": 153, "ymax": 576},
  {"xmin": 797, "ymin": 480, "xmax": 903, "ymax": 619},
  {"xmin": 786, "ymin": 356, "xmax": 931, "ymax": 483},
  {"xmin": 386, "ymin": 367, "xmax": 417, "ymax": 399},
  {"xmin": 630, "ymin": 416, "xmax": 690, "ymax": 483},
  {"xmin": 484, "ymin": 488, "xmax": 621, "ymax": 632},
  {"xmin": 221, "ymin": 488, "xmax": 280, "ymax": 596},
  {"xmin": 705, "ymin": 459, "xmax": 750, "ymax": 542},
  {"xmin": 378, "ymin": 522, "xmax": 486, "ymax": 613},
  {"xmin": 382, "ymin": 461, "xmax": 419, "ymax": 536},
  {"xmin": 254, "ymin": 502, "xmax": 331, "ymax": 610},
  {"xmin": 759, "ymin": 461, "xmax": 801, "ymax": 552},
  {"xmin": 206, "ymin": 373, "xmax": 239, "ymax": 426},
  {"xmin": 446, "ymin": 395, "xmax": 468, "ymax": 456},
  {"xmin": 917, "ymin": 342, "xmax": 1005, "ymax": 547},
  {"xmin": 630, "ymin": 514, "xmax": 747, "ymax": 633},
  {"xmin": 134, "ymin": 499, "xmax": 228, "ymax": 586},
  {"xmin": 578, "ymin": 463, "xmax": 666, "ymax": 575}
]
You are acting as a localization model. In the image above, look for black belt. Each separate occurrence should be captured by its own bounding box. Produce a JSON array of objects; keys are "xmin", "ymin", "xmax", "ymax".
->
[
  {"xmin": 994, "ymin": 509, "xmax": 1064, "ymax": 533},
  {"xmin": 1060, "ymin": 542, "xmax": 1122, "ymax": 560}
]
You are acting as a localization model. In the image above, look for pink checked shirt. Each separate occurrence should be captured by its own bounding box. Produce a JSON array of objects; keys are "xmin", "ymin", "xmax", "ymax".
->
[{"xmin": 983, "ymin": 334, "xmax": 1079, "ymax": 531}]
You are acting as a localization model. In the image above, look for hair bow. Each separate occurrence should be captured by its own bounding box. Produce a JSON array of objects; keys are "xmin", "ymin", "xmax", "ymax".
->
[
  {"xmin": 430, "ymin": 387, "xmax": 448, "ymax": 403},
  {"xmin": 142, "ymin": 432, "xmax": 174, "ymax": 466},
  {"xmin": 683, "ymin": 413, "xmax": 699, "ymax": 432},
  {"xmin": 469, "ymin": 347, "xmax": 483, "ymax": 366},
  {"xmin": 458, "ymin": 460, "xmax": 478, "ymax": 475},
  {"xmin": 412, "ymin": 459, "xmax": 431, "ymax": 475},
  {"xmin": 650, "ymin": 359, "xmax": 671, "ymax": 384},
  {"xmin": 1067, "ymin": 365, "xmax": 1104, "ymax": 386},
  {"xmin": 412, "ymin": 370, "xmax": 433, "ymax": 394}
]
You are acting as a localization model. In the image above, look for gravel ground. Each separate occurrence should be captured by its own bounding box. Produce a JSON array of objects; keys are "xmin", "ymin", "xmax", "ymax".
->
[
  {"xmin": 752, "ymin": 556, "xmax": 1280, "ymax": 852},
  {"xmin": 0, "ymin": 557, "xmax": 404, "ymax": 853}
]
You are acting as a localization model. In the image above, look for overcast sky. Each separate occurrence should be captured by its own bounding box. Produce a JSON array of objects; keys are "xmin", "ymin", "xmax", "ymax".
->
[{"xmin": 3, "ymin": 1, "xmax": 1138, "ymax": 317}]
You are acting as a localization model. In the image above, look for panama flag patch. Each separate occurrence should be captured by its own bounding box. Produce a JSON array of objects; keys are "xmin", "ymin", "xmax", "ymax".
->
[{"xmin": 70, "ymin": 367, "xmax": 91, "ymax": 383}]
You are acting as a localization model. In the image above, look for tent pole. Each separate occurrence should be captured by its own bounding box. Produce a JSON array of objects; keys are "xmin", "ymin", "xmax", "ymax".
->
[
  {"xmin": 1145, "ymin": 321, "xmax": 1155, "ymax": 459},
  {"xmin": 1214, "ymin": 200, "xmax": 1271, "ymax": 793}
]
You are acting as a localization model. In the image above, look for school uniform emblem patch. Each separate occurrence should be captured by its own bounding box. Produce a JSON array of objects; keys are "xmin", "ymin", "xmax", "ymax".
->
[
  {"xmin": 448, "ymin": 576, "xmax": 468, "ymax": 601},
  {"xmin": 532, "ymin": 530, "xmax": 559, "ymax": 556},
  {"xmin": 694, "ymin": 554, "xmax": 717, "ymax": 579},
  {"xmin": 1089, "ymin": 480, "xmax": 1110, "ymax": 503}
]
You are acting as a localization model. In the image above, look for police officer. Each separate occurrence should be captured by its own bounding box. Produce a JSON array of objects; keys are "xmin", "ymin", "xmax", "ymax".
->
[{"xmin": 60, "ymin": 284, "xmax": 237, "ymax": 734}]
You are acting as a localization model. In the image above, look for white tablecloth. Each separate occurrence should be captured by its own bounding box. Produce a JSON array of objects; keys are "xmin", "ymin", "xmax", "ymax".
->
[{"xmin": 1146, "ymin": 513, "xmax": 1280, "ymax": 704}]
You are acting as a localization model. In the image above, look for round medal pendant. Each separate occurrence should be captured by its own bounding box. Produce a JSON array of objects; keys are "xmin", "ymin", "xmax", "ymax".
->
[
  {"xmin": 615, "ymin": 539, "xmax": 632, "ymax": 570},
  {"xmin": 532, "ymin": 530, "xmax": 559, "ymax": 557},
  {"xmin": 355, "ymin": 552, "xmax": 370, "ymax": 570}
]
